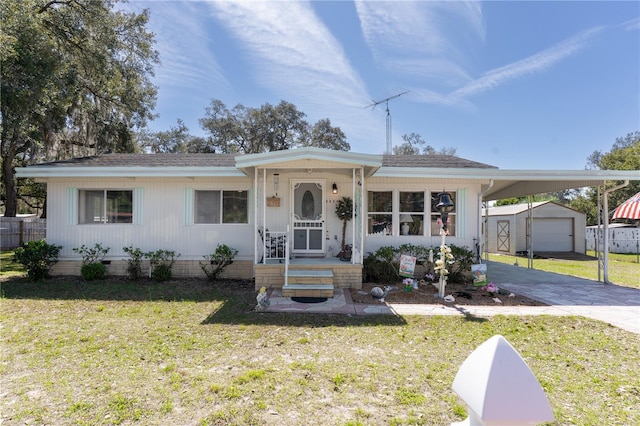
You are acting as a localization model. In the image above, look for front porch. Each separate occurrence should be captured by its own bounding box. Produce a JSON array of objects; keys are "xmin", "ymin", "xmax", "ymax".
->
[{"xmin": 253, "ymin": 257, "xmax": 363, "ymax": 294}]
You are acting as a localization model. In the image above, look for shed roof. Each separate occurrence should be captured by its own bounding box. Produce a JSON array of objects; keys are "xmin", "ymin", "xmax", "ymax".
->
[{"xmin": 482, "ymin": 201, "xmax": 583, "ymax": 216}]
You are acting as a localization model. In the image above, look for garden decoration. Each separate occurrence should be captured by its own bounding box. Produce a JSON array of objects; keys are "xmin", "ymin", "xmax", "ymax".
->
[
  {"xmin": 371, "ymin": 285, "xmax": 397, "ymax": 303},
  {"xmin": 255, "ymin": 287, "xmax": 270, "ymax": 311},
  {"xmin": 435, "ymin": 192, "xmax": 455, "ymax": 298},
  {"xmin": 402, "ymin": 277, "xmax": 418, "ymax": 292}
]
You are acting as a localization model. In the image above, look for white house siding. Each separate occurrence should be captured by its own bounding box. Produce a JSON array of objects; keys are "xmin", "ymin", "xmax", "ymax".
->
[
  {"xmin": 361, "ymin": 177, "xmax": 482, "ymax": 256},
  {"xmin": 45, "ymin": 177, "xmax": 255, "ymax": 265}
]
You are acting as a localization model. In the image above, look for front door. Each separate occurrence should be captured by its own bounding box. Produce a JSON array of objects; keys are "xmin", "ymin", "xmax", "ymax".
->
[{"xmin": 291, "ymin": 180, "xmax": 325, "ymax": 256}]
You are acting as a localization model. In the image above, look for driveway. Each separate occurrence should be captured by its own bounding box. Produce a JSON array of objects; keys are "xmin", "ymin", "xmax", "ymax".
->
[{"xmin": 485, "ymin": 260, "xmax": 640, "ymax": 333}]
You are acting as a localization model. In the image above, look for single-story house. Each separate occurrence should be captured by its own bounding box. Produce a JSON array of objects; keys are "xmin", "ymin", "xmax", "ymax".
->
[
  {"xmin": 483, "ymin": 201, "xmax": 586, "ymax": 255},
  {"xmin": 15, "ymin": 147, "xmax": 640, "ymax": 292}
]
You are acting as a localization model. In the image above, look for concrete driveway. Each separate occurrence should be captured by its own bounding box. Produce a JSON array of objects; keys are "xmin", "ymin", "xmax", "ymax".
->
[{"xmin": 485, "ymin": 260, "xmax": 640, "ymax": 333}]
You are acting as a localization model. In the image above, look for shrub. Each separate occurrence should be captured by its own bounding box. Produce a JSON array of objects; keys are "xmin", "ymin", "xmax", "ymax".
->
[
  {"xmin": 448, "ymin": 244, "xmax": 474, "ymax": 283},
  {"xmin": 13, "ymin": 240, "xmax": 62, "ymax": 280},
  {"xmin": 123, "ymin": 246, "xmax": 145, "ymax": 280},
  {"xmin": 200, "ymin": 244, "xmax": 238, "ymax": 281},
  {"xmin": 80, "ymin": 262, "xmax": 107, "ymax": 281},
  {"xmin": 363, "ymin": 246, "xmax": 400, "ymax": 283},
  {"xmin": 73, "ymin": 243, "xmax": 110, "ymax": 280},
  {"xmin": 72, "ymin": 243, "xmax": 110, "ymax": 265},
  {"xmin": 147, "ymin": 249, "xmax": 180, "ymax": 282},
  {"xmin": 362, "ymin": 244, "xmax": 474, "ymax": 284}
]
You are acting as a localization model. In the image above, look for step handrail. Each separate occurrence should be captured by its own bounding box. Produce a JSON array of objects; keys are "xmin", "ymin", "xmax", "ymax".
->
[{"xmin": 284, "ymin": 225, "xmax": 290, "ymax": 287}]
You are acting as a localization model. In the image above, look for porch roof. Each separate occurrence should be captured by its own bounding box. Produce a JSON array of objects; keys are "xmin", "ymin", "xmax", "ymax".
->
[{"xmin": 235, "ymin": 147, "xmax": 383, "ymax": 177}]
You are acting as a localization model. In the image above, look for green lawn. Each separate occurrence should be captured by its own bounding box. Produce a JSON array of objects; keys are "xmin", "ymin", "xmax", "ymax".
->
[
  {"xmin": 487, "ymin": 251, "xmax": 640, "ymax": 289},
  {"xmin": 1, "ymin": 276, "xmax": 638, "ymax": 426},
  {"xmin": 0, "ymin": 250, "xmax": 26, "ymax": 279}
]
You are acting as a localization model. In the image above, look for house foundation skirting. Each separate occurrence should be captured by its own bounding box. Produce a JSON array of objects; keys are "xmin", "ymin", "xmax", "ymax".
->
[{"xmin": 48, "ymin": 259, "xmax": 254, "ymax": 280}]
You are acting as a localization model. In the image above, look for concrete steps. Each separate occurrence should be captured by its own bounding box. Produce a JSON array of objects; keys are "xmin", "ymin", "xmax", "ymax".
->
[{"xmin": 282, "ymin": 269, "xmax": 334, "ymax": 298}]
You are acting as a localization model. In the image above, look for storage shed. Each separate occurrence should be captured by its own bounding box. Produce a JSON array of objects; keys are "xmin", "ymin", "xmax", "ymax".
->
[{"xmin": 484, "ymin": 201, "xmax": 586, "ymax": 255}]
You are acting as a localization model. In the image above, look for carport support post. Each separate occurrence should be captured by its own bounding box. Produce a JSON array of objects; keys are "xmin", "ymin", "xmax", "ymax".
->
[{"xmin": 603, "ymin": 180, "xmax": 630, "ymax": 284}]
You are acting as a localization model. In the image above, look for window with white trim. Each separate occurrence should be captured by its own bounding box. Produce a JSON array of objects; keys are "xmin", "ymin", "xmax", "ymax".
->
[
  {"xmin": 430, "ymin": 191, "xmax": 456, "ymax": 236},
  {"xmin": 195, "ymin": 190, "xmax": 248, "ymax": 224},
  {"xmin": 78, "ymin": 190, "xmax": 133, "ymax": 224},
  {"xmin": 367, "ymin": 191, "xmax": 392, "ymax": 236},
  {"xmin": 399, "ymin": 191, "xmax": 425, "ymax": 236}
]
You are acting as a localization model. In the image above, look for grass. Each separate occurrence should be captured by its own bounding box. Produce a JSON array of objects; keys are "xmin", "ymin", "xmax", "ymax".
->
[
  {"xmin": 0, "ymin": 250, "xmax": 26, "ymax": 279},
  {"xmin": 487, "ymin": 251, "xmax": 640, "ymax": 289},
  {"xmin": 1, "ymin": 271, "xmax": 639, "ymax": 425}
]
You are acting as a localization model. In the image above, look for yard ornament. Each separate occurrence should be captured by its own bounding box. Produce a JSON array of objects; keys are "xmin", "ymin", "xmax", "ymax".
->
[
  {"xmin": 255, "ymin": 287, "xmax": 270, "ymax": 311},
  {"xmin": 451, "ymin": 335, "xmax": 554, "ymax": 426}
]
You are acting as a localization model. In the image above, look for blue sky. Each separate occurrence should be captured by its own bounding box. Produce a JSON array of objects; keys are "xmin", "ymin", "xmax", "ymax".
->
[{"xmin": 125, "ymin": 1, "xmax": 639, "ymax": 170}]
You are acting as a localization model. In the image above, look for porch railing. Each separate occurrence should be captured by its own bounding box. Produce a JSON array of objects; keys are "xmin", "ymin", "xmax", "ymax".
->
[{"xmin": 262, "ymin": 230, "xmax": 288, "ymax": 262}]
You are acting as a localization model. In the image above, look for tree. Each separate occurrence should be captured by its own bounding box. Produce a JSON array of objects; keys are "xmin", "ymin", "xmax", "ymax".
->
[
  {"xmin": 139, "ymin": 120, "xmax": 191, "ymax": 153},
  {"xmin": 305, "ymin": 118, "xmax": 350, "ymax": 151},
  {"xmin": 393, "ymin": 133, "xmax": 456, "ymax": 156},
  {"xmin": 1, "ymin": 0, "xmax": 158, "ymax": 216},
  {"xmin": 198, "ymin": 99, "xmax": 349, "ymax": 153},
  {"xmin": 572, "ymin": 131, "xmax": 639, "ymax": 225}
]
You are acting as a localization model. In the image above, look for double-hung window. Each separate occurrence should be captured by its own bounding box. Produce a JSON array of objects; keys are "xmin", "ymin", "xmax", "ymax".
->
[
  {"xmin": 78, "ymin": 190, "xmax": 133, "ymax": 224},
  {"xmin": 399, "ymin": 191, "xmax": 425, "ymax": 236},
  {"xmin": 367, "ymin": 191, "xmax": 392, "ymax": 236},
  {"xmin": 195, "ymin": 190, "xmax": 248, "ymax": 224}
]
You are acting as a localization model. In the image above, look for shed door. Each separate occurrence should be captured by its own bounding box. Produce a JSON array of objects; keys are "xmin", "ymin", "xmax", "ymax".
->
[
  {"xmin": 497, "ymin": 220, "xmax": 510, "ymax": 252},
  {"xmin": 532, "ymin": 218, "xmax": 574, "ymax": 252}
]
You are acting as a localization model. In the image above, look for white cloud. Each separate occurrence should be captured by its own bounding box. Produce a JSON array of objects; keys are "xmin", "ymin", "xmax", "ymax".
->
[
  {"xmin": 449, "ymin": 26, "xmax": 605, "ymax": 100},
  {"xmin": 127, "ymin": 1, "xmax": 228, "ymax": 93},
  {"xmin": 355, "ymin": 0, "xmax": 485, "ymax": 84},
  {"xmin": 206, "ymin": 0, "xmax": 383, "ymax": 149}
]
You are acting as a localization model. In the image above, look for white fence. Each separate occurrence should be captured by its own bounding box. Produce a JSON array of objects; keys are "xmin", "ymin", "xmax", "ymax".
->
[
  {"xmin": 586, "ymin": 225, "xmax": 640, "ymax": 254},
  {"xmin": 0, "ymin": 216, "xmax": 46, "ymax": 249}
]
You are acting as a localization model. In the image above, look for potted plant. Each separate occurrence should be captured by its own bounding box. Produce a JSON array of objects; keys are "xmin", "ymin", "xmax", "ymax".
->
[{"xmin": 335, "ymin": 196, "xmax": 353, "ymax": 261}]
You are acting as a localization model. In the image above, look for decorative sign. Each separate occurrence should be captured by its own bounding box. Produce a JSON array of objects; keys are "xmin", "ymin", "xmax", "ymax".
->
[
  {"xmin": 471, "ymin": 263, "xmax": 487, "ymax": 286},
  {"xmin": 399, "ymin": 254, "xmax": 416, "ymax": 277},
  {"xmin": 266, "ymin": 197, "xmax": 280, "ymax": 207}
]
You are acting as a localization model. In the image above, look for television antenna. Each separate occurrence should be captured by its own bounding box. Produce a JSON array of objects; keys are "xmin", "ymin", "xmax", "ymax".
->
[{"xmin": 366, "ymin": 91, "xmax": 409, "ymax": 154}]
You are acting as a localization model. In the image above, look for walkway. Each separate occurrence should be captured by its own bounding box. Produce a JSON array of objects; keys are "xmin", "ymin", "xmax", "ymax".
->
[{"xmin": 261, "ymin": 261, "xmax": 640, "ymax": 334}]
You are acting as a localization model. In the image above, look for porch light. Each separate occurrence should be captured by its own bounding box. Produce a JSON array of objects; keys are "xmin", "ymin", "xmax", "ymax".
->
[
  {"xmin": 273, "ymin": 173, "xmax": 279, "ymax": 196},
  {"xmin": 332, "ymin": 183, "xmax": 338, "ymax": 194}
]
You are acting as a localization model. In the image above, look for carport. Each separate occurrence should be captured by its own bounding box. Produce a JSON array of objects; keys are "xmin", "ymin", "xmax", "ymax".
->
[{"xmin": 477, "ymin": 169, "xmax": 639, "ymax": 284}]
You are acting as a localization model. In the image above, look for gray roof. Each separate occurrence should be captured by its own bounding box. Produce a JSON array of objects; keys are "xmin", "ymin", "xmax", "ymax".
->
[
  {"xmin": 27, "ymin": 153, "xmax": 237, "ymax": 168},
  {"xmin": 382, "ymin": 154, "xmax": 497, "ymax": 169},
  {"xmin": 28, "ymin": 152, "xmax": 496, "ymax": 169}
]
